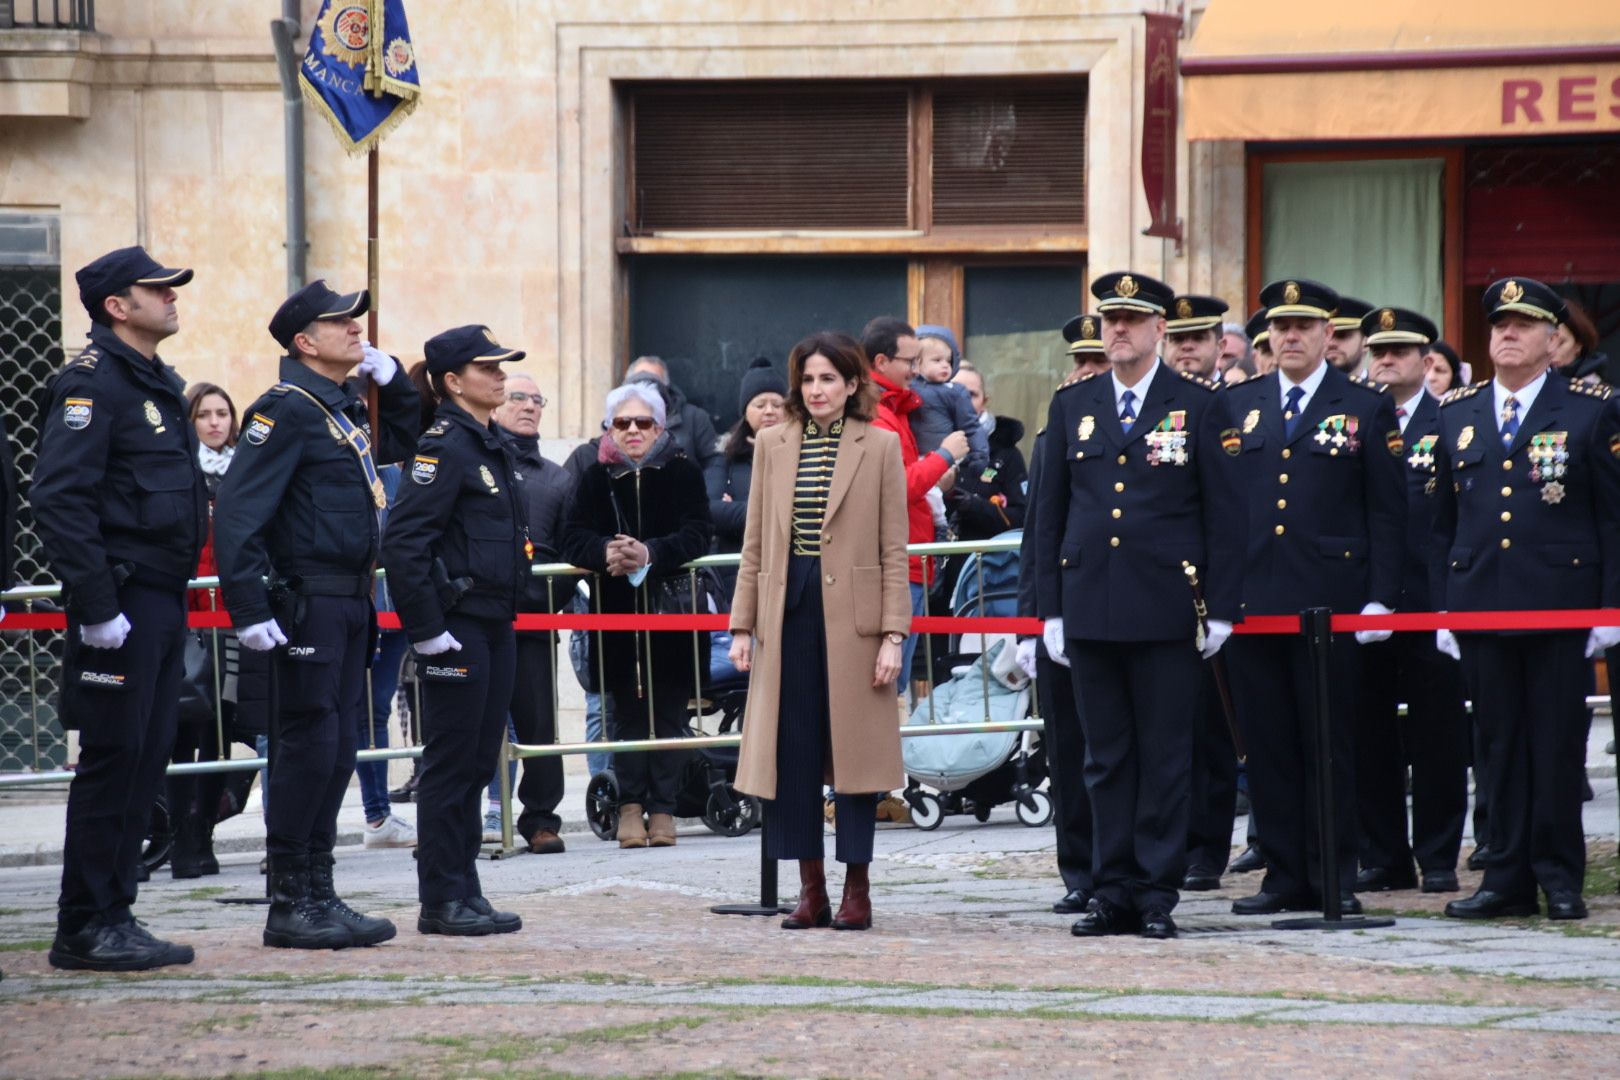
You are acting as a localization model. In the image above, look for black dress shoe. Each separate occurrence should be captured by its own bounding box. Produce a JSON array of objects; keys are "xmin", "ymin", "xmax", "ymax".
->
[
  {"xmin": 1231, "ymin": 890, "xmax": 1314, "ymax": 916},
  {"xmin": 49, "ymin": 919, "xmax": 193, "ymax": 972},
  {"xmin": 464, "ymin": 895, "xmax": 523, "ymax": 932},
  {"xmin": 1444, "ymin": 890, "xmax": 1538, "ymax": 920},
  {"xmin": 419, "ymin": 899, "xmax": 509, "ymax": 936},
  {"xmin": 1545, "ymin": 892, "xmax": 1588, "ymax": 920},
  {"xmin": 1140, "ymin": 910, "xmax": 1177, "ymax": 939},
  {"xmin": 1229, "ymin": 844, "xmax": 1266, "ymax": 874},
  {"xmin": 1182, "ymin": 866, "xmax": 1221, "ymax": 891},
  {"xmin": 1052, "ymin": 889, "xmax": 1091, "ymax": 914},
  {"xmin": 1420, "ymin": 869, "xmax": 1460, "ymax": 893},
  {"xmin": 1337, "ymin": 893, "xmax": 1363, "ymax": 916},
  {"xmin": 1355, "ymin": 866, "xmax": 1417, "ymax": 892},
  {"xmin": 1070, "ymin": 899, "xmax": 1141, "ymax": 936},
  {"xmin": 1465, "ymin": 845, "xmax": 1493, "ymax": 871}
]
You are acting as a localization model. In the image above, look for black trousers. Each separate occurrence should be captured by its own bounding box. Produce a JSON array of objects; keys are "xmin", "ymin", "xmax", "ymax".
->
[
  {"xmin": 1186, "ymin": 663, "xmax": 1239, "ymax": 875},
  {"xmin": 763, "ymin": 554, "xmax": 877, "ymax": 865},
  {"xmin": 416, "ymin": 614, "xmax": 516, "ymax": 905},
  {"xmin": 1354, "ymin": 633, "xmax": 1469, "ymax": 874},
  {"xmin": 1461, "ymin": 632, "xmax": 1588, "ymax": 898},
  {"xmin": 1035, "ymin": 645, "xmax": 1093, "ymax": 894},
  {"xmin": 605, "ymin": 679, "xmax": 689, "ymax": 814},
  {"xmin": 1066, "ymin": 638, "xmax": 1199, "ymax": 914},
  {"xmin": 266, "ymin": 595, "xmax": 369, "ymax": 859},
  {"xmin": 58, "ymin": 582, "xmax": 187, "ymax": 933},
  {"xmin": 1226, "ymin": 633, "xmax": 1359, "ymax": 899},
  {"xmin": 510, "ymin": 630, "xmax": 563, "ymax": 838}
]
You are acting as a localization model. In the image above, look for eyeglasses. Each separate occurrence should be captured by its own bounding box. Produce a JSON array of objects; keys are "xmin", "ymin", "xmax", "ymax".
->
[
  {"xmin": 507, "ymin": 391, "xmax": 547, "ymax": 406},
  {"xmin": 892, "ymin": 352, "xmax": 922, "ymax": 367},
  {"xmin": 609, "ymin": 416, "xmax": 657, "ymax": 431}
]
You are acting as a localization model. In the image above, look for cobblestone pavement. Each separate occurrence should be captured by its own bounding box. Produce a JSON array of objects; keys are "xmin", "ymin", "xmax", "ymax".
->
[{"xmin": 1, "ymin": 801, "xmax": 1618, "ymax": 1079}]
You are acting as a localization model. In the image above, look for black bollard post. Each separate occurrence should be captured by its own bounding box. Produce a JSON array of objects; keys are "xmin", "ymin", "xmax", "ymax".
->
[
  {"xmin": 1273, "ymin": 607, "xmax": 1394, "ymax": 932},
  {"xmin": 710, "ymin": 817, "xmax": 792, "ymax": 917}
]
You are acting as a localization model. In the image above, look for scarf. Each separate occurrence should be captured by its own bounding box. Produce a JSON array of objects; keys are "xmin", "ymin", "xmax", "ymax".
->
[
  {"xmin": 198, "ymin": 444, "xmax": 235, "ymax": 476},
  {"xmin": 598, "ymin": 430, "xmax": 671, "ymax": 471}
]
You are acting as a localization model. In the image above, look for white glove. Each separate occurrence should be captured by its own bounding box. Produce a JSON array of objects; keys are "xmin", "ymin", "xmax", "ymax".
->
[
  {"xmin": 1041, "ymin": 617, "xmax": 1069, "ymax": 668},
  {"xmin": 1435, "ymin": 629, "xmax": 1460, "ymax": 661},
  {"xmin": 358, "ymin": 342, "xmax": 398, "ymax": 385},
  {"xmin": 1355, "ymin": 602, "xmax": 1394, "ymax": 646},
  {"xmin": 1015, "ymin": 637, "xmax": 1039, "ymax": 680},
  {"xmin": 238, "ymin": 619, "xmax": 288, "ymax": 652},
  {"xmin": 1586, "ymin": 626, "xmax": 1620, "ymax": 658},
  {"xmin": 1200, "ymin": 619, "xmax": 1232, "ymax": 660},
  {"xmin": 414, "ymin": 631, "xmax": 463, "ymax": 656},
  {"xmin": 80, "ymin": 614, "xmax": 132, "ymax": 650},
  {"xmin": 0, "ymin": 604, "xmax": 6, "ymax": 624}
]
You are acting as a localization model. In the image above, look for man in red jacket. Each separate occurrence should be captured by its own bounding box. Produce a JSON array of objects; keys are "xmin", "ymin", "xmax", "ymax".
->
[{"xmin": 861, "ymin": 316, "xmax": 969, "ymax": 696}]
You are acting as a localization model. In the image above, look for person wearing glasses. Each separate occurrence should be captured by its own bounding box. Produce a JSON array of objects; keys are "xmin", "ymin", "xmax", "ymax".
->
[
  {"xmin": 560, "ymin": 383, "xmax": 712, "ymax": 849},
  {"xmin": 382, "ymin": 326, "xmax": 531, "ymax": 936}
]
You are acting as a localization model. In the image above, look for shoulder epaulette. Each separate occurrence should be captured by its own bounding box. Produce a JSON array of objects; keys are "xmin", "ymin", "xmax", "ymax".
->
[
  {"xmin": 1036, "ymin": 425, "xmax": 1047, "ymax": 437},
  {"xmin": 267, "ymin": 384, "xmax": 291, "ymax": 396},
  {"xmin": 1057, "ymin": 370, "xmax": 1100, "ymax": 390},
  {"xmin": 1440, "ymin": 382, "xmax": 1486, "ymax": 406},
  {"xmin": 423, "ymin": 419, "xmax": 450, "ymax": 437},
  {"xmin": 1240, "ymin": 371, "xmax": 1268, "ymax": 385},
  {"xmin": 1568, "ymin": 380, "xmax": 1613, "ymax": 401},
  {"xmin": 1349, "ymin": 373, "xmax": 1390, "ymax": 394},
  {"xmin": 1178, "ymin": 369, "xmax": 1219, "ymax": 391},
  {"xmin": 68, "ymin": 348, "xmax": 101, "ymax": 372}
]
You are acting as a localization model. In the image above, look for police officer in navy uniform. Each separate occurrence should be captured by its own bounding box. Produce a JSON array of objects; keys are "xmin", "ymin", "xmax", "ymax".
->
[
  {"xmin": 1351, "ymin": 307, "xmax": 1469, "ymax": 895},
  {"xmin": 1034, "ymin": 273, "xmax": 1243, "ymax": 939},
  {"xmin": 214, "ymin": 280, "xmax": 419, "ymax": 950},
  {"xmin": 382, "ymin": 326, "xmax": 530, "ymax": 937},
  {"xmin": 35, "ymin": 247, "xmax": 207, "ymax": 971},
  {"xmin": 1431, "ymin": 278, "xmax": 1620, "ymax": 921},
  {"xmin": 1327, "ymin": 296, "xmax": 1375, "ymax": 374},
  {"xmin": 1221, "ymin": 278, "xmax": 1406, "ymax": 916},
  {"xmin": 1015, "ymin": 314, "xmax": 1108, "ymax": 917}
]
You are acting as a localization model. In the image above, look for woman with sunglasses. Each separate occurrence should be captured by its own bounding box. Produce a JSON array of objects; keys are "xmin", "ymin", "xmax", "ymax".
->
[{"xmin": 561, "ymin": 382, "xmax": 712, "ymax": 849}]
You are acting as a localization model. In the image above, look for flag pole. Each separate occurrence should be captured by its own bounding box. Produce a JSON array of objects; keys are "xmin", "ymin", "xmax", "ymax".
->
[{"xmin": 366, "ymin": 146, "xmax": 381, "ymax": 432}]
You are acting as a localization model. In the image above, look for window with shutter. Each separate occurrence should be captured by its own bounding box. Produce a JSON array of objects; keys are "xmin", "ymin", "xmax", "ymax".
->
[{"xmin": 931, "ymin": 82, "xmax": 1087, "ymax": 228}]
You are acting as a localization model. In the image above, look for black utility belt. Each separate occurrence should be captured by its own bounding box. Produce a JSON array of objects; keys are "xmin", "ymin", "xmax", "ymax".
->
[{"xmin": 279, "ymin": 574, "xmax": 371, "ymax": 598}]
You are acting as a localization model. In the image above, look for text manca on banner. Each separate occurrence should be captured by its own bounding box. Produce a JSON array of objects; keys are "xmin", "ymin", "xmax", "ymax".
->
[{"xmin": 300, "ymin": 1, "xmax": 422, "ymax": 155}]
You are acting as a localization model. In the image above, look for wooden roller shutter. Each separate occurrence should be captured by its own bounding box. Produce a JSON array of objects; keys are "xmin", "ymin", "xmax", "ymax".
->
[
  {"xmin": 931, "ymin": 81, "xmax": 1087, "ymax": 227},
  {"xmin": 1463, "ymin": 142, "xmax": 1620, "ymax": 284},
  {"xmin": 631, "ymin": 84, "xmax": 910, "ymax": 232}
]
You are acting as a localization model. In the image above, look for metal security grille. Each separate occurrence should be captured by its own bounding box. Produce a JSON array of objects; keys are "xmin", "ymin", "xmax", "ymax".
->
[{"xmin": 0, "ymin": 212, "xmax": 66, "ymax": 771}]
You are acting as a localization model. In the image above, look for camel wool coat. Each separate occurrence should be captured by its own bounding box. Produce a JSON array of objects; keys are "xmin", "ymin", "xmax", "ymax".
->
[{"xmin": 730, "ymin": 416, "xmax": 912, "ymax": 799}]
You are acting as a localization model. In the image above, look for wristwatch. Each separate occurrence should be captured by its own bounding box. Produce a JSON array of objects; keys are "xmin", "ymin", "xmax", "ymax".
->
[{"xmin": 885, "ymin": 632, "xmax": 906, "ymax": 645}]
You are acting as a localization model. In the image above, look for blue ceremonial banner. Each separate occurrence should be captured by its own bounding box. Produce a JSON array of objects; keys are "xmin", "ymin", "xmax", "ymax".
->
[{"xmin": 300, "ymin": 1, "xmax": 421, "ymax": 155}]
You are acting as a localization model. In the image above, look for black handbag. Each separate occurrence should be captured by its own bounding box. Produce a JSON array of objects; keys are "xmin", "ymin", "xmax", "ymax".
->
[
  {"xmin": 176, "ymin": 630, "xmax": 219, "ymax": 728},
  {"xmin": 646, "ymin": 566, "xmax": 730, "ymax": 617}
]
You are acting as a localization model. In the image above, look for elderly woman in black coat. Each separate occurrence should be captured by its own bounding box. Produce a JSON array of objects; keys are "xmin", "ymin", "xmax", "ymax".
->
[{"xmin": 562, "ymin": 381, "xmax": 712, "ymax": 849}]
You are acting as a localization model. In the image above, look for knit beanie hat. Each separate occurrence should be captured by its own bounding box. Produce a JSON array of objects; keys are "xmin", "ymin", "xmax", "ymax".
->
[{"xmin": 737, "ymin": 356, "xmax": 788, "ymax": 414}]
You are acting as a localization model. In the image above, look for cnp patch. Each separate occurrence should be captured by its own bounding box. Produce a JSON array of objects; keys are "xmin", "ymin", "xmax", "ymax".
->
[
  {"xmin": 1611, "ymin": 433, "xmax": 1620, "ymax": 459},
  {"xmin": 419, "ymin": 662, "xmax": 472, "ymax": 683},
  {"xmin": 63, "ymin": 398, "xmax": 93, "ymax": 431},
  {"xmin": 243, "ymin": 412, "xmax": 275, "ymax": 446},
  {"xmin": 1220, "ymin": 428, "xmax": 1242, "ymax": 456},
  {"xmin": 412, "ymin": 455, "xmax": 439, "ymax": 485},
  {"xmin": 1386, "ymin": 430, "xmax": 1404, "ymax": 457}
]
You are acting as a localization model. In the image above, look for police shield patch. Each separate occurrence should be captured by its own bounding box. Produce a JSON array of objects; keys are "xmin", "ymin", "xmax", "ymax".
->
[
  {"xmin": 412, "ymin": 455, "xmax": 439, "ymax": 485},
  {"xmin": 243, "ymin": 412, "xmax": 275, "ymax": 446},
  {"xmin": 63, "ymin": 398, "xmax": 93, "ymax": 430}
]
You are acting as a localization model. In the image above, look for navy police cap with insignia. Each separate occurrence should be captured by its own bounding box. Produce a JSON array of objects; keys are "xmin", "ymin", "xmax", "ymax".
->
[
  {"xmin": 1331, "ymin": 295, "xmax": 1374, "ymax": 333},
  {"xmin": 423, "ymin": 325, "xmax": 526, "ymax": 375},
  {"xmin": 1245, "ymin": 308, "xmax": 1270, "ymax": 349},
  {"xmin": 76, "ymin": 245, "xmax": 193, "ymax": 319},
  {"xmin": 269, "ymin": 280, "xmax": 370, "ymax": 349},
  {"xmin": 1062, "ymin": 313, "xmax": 1105, "ymax": 355},
  {"xmin": 1482, "ymin": 277, "xmax": 1565, "ymax": 325},
  {"xmin": 1260, "ymin": 278, "xmax": 1340, "ymax": 321},
  {"xmin": 1361, "ymin": 306, "xmax": 1438, "ymax": 348},
  {"xmin": 1091, "ymin": 271, "xmax": 1174, "ymax": 316},
  {"xmin": 1167, "ymin": 294, "xmax": 1229, "ymax": 335}
]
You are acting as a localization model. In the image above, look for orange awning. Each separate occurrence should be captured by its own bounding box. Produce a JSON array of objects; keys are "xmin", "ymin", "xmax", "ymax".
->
[{"xmin": 1182, "ymin": 0, "xmax": 1620, "ymax": 141}]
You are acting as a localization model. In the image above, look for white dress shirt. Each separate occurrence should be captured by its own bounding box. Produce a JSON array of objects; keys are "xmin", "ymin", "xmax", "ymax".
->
[
  {"xmin": 1396, "ymin": 389, "xmax": 1428, "ymax": 435},
  {"xmin": 1279, "ymin": 359, "xmax": 1330, "ymax": 416},
  {"xmin": 1492, "ymin": 369, "xmax": 1548, "ymax": 434},
  {"xmin": 1112, "ymin": 358, "xmax": 1161, "ymax": 418}
]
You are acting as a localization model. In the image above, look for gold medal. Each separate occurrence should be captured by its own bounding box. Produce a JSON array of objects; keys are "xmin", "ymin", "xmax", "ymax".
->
[{"xmin": 1540, "ymin": 481, "xmax": 1565, "ymax": 505}]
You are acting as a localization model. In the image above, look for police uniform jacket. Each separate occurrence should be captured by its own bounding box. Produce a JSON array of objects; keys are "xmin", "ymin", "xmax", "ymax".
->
[
  {"xmin": 1394, "ymin": 391, "xmax": 1445, "ymax": 611},
  {"xmin": 382, "ymin": 401, "xmax": 532, "ymax": 642},
  {"xmin": 1223, "ymin": 366, "xmax": 1406, "ymax": 616},
  {"xmin": 31, "ymin": 324, "xmax": 207, "ymax": 623},
  {"xmin": 1033, "ymin": 363, "xmax": 1243, "ymax": 640},
  {"xmin": 214, "ymin": 357, "xmax": 419, "ymax": 627},
  {"xmin": 1429, "ymin": 374, "xmax": 1620, "ymax": 614}
]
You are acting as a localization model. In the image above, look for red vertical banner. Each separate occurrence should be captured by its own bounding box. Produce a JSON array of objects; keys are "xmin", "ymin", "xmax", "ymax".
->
[{"xmin": 1141, "ymin": 12, "xmax": 1182, "ymax": 244}]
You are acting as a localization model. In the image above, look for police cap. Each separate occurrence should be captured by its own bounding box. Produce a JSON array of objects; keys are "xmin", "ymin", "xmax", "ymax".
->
[
  {"xmin": 269, "ymin": 280, "xmax": 370, "ymax": 349},
  {"xmin": 1167, "ymin": 294, "xmax": 1229, "ymax": 335},
  {"xmin": 1482, "ymin": 277, "xmax": 1565, "ymax": 325},
  {"xmin": 76, "ymin": 246, "xmax": 193, "ymax": 319},
  {"xmin": 1331, "ymin": 295, "xmax": 1374, "ymax": 333},
  {"xmin": 1361, "ymin": 306, "xmax": 1438, "ymax": 348},
  {"xmin": 1091, "ymin": 271, "xmax": 1174, "ymax": 316},
  {"xmin": 424, "ymin": 325, "xmax": 526, "ymax": 375},
  {"xmin": 1062, "ymin": 313, "xmax": 1104, "ymax": 355},
  {"xmin": 1245, "ymin": 308, "xmax": 1270, "ymax": 350},
  {"xmin": 1260, "ymin": 278, "xmax": 1339, "ymax": 321}
]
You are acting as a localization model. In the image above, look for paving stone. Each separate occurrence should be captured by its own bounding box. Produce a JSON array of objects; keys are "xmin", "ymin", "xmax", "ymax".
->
[
  {"xmin": 857, "ymin": 989, "xmax": 1094, "ymax": 1012},
  {"xmin": 1281, "ymin": 1002, "xmax": 1526, "ymax": 1026},
  {"xmin": 1494, "ymin": 1008, "xmax": 1620, "ymax": 1034},
  {"xmin": 639, "ymin": 984, "xmax": 885, "ymax": 1007},
  {"xmin": 1064, "ymin": 994, "xmax": 1324, "ymax": 1020}
]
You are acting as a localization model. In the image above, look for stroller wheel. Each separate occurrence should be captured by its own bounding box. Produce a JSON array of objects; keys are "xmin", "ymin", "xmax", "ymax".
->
[
  {"xmin": 702, "ymin": 789, "xmax": 761, "ymax": 837},
  {"xmin": 141, "ymin": 793, "xmax": 173, "ymax": 875},
  {"xmin": 1015, "ymin": 789, "xmax": 1053, "ymax": 828},
  {"xmin": 910, "ymin": 792, "xmax": 944, "ymax": 831},
  {"xmin": 585, "ymin": 771, "xmax": 620, "ymax": 842}
]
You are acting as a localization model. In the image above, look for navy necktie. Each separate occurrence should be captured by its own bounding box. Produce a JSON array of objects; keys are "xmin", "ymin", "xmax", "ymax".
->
[
  {"xmin": 1119, "ymin": 389, "xmax": 1137, "ymax": 429},
  {"xmin": 1500, "ymin": 395, "xmax": 1520, "ymax": 449},
  {"xmin": 1282, "ymin": 385, "xmax": 1305, "ymax": 440}
]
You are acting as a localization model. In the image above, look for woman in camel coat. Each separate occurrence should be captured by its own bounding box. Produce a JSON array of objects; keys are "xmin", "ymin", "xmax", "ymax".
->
[{"xmin": 729, "ymin": 330, "xmax": 911, "ymax": 931}]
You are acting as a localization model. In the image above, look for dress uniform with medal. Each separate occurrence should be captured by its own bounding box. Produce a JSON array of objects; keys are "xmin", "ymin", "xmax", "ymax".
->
[
  {"xmin": 214, "ymin": 280, "xmax": 420, "ymax": 950},
  {"xmin": 34, "ymin": 247, "xmax": 207, "ymax": 971},
  {"xmin": 381, "ymin": 326, "xmax": 531, "ymax": 937},
  {"xmin": 1033, "ymin": 272, "xmax": 1244, "ymax": 939},
  {"xmin": 1430, "ymin": 277, "xmax": 1620, "ymax": 921},
  {"xmin": 1352, "ymin": 307, "xmax": 1469, "ymax": 895},
  {"xmin": 1220, "ymin": 278, "xmax": 1406, "ymax": 917}
]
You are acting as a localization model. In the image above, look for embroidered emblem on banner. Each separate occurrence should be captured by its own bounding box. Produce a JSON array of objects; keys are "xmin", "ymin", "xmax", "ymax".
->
[
  {"xmin": 412, "ymin": 455, "xmax": 438, "ymax": 485},
  {"xmin": 318, "ymin": 3, "xmax": 371, "ymax": 66},
  {"xmin": 383, "ymin": 37, "xmax": 415, "ymax": 78},
  {"xmin": 143, "ymin": 400, "xmax": 165, "ymax": 434},
  {"xmin": 63, "ymin": 398, "xmax": 93, "ymax": 431},
  {"xmin": 243, "ymin": 412, "xmax": 275, "ymax": 446}
]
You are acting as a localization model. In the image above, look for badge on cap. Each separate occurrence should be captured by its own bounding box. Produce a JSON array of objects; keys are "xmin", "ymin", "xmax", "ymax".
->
[
  {"xmin": 479, "ymin": 464, "xmax": 500, "ymax": 493},
  {"xmin": 1176, "ymin": 298, "xmax": 1193, "ymax": 319},
  {"xmin": 412, "ymin": 455, "xmax": 438, "ymax": 485},
  {"xmin": 143, "ymin": 400, "xmax": 165, "ymax": 434},
  {"xmin": 1379, "ymin": 309, "xmax": 1396, "ymax": 331},
  {"xmin": 1501, "ymin": 280, "xmax": 1524, "ymax": 304},
  {"xmin": 64, "ymin": 398, "xmax": 93, "ymax": 431},
  {"xmin": 1115, "ymin": 275, "xmax": 1139, "ymax": 299},
  {"xmin": 1081, "ymin": 317, "xmax": 1096, "ymax": 339},
  {"xmin": 1283, "ymin": 282, "xmax": 1301, "ymax": 305},
  {"xmin": 243, "ymin": 413, "xmax": 275, "ymax": 446}
]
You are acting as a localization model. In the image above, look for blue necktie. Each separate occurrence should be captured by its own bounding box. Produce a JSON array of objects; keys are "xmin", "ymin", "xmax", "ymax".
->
[
  {"xmin": 1282, "ymin": 385, "xmax": 1305, "ymax": 440},
  {"xmin": 1500, "ymin": 395, "xmax": 1519, "ymax": 449},
  {"xmin": 1119, "ymin": 389, "xmax": 1137, "ymax": 429}
]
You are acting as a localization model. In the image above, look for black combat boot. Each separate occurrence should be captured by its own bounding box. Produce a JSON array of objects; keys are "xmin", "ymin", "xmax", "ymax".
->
[
  {"xmin": 263, "ymin": 854, "xmax": 354, "ymax": 950},
  {"xmin": 307, "ymin": 851, "xmax": 396, "ymax": 946}
]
